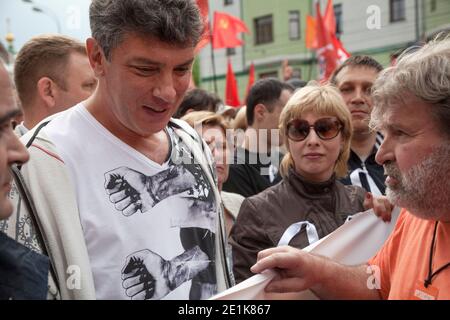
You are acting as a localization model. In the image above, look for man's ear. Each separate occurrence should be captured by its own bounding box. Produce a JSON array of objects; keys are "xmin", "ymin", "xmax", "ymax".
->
[
  {"xmin": 254, "ymin": 103, "xmax": 267, "ymax": 123},
  {"xmin": 36, "ymin": 77, "xmax": 56, "ymax": 109},
  {"xmin": 86, "ymin": 38, "xmax": 106, "ymax": 77}
]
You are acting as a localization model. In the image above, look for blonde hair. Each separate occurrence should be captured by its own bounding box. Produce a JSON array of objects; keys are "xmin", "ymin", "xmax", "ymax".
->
[
  {"xmin": 279, "ymin": 83, "xmax": 353, "ymax": 178},
  {"xmin": 371, "ymin": 37, "xmax": 450, "ymax": 138},
  {"xmin": 232, "ymin": 106, "xmax": 248, "ymax": 131},
  {"xmin": 181, "ymin": 110, "xmax": 229, "ymax": 138}
]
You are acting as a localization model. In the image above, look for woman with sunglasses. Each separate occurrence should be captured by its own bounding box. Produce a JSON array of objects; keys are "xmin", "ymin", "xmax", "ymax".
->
[{"xmin": 229, "ymin": 84, "xmax": 392, "ymax": 283}]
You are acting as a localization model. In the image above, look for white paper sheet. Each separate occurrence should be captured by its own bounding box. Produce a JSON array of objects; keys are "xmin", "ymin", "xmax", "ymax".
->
[{"xmin": 210, "ymin": 207, "xmax": 401, "ymax": 300}]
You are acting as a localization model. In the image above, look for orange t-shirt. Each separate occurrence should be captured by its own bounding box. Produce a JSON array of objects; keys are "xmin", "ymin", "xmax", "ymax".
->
[{"xmin": 368, "ymin": 208, "xmax": 450, "ymax": 300}]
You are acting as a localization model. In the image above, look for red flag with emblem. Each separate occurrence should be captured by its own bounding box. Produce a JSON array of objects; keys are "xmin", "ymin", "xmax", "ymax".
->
[{"xmin": 212, "ymin": 11, "xmax": 249, "ymax": 49}]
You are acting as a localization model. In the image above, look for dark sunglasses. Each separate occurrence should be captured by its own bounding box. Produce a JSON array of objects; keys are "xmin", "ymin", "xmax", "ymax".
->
[{"xmin": 286, "ymin": 117, "xmax": 342, "ymax": 141}]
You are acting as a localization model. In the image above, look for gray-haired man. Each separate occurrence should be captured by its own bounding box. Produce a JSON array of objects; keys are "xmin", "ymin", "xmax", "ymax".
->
[
  {"xmin": 6, "ymin": 0, "xmax": 231, "ymax": 300},
  {"xmin": 251, "ymin": 38, "xmax": 450, "ymax": 300}
]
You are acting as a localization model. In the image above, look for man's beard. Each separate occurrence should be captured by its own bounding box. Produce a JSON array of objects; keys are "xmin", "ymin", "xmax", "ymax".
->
[{"xmin": 383, "ymin": 143, "xmax": 450, "ymax": 221}]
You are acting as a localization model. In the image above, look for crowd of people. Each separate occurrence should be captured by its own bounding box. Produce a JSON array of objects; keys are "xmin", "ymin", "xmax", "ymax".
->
[{"xmin": 0, "ymin": 0, "xmax": 448, "ymax": 300}]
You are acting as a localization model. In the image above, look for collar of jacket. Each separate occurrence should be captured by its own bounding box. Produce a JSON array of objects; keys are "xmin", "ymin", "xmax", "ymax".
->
[{"xmin": 286, "ymin": 166, "xmax": 337, "ymax": 199}]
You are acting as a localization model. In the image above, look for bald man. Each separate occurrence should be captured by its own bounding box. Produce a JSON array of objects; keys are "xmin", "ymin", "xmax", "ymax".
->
[{"xmin": 0, "ymin": 60, "xmax": 49, "ymax": 300}]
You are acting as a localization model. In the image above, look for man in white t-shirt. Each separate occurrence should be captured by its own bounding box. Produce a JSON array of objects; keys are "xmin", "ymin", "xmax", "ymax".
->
[{"xmin": 5, "ymin": 0, "xmax": 232, "ymax": 300}]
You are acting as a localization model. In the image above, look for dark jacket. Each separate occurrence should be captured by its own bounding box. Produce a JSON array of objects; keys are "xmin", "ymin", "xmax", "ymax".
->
[
  {"xmin": 0, "ymin": 231, "xmax": 49, "ymax": 300},
  {"xmin": 340, "ymin": 133, "xmax": 386, "ymax": 195},
  {"xmin": 222, "ymin": 147, "xmax": 284, "ymax": 198},
  {"xmin": 229, "ymin": 167, "xmax": 366, "ymax": 283}
]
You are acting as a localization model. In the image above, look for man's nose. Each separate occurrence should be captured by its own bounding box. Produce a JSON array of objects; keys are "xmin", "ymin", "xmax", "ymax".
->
[
  {"xmin": 351, "ymin": 87, "xmax": 365, "ymax": 104},
  {"xmin": 153, "ymin": 74, "xmax": 176, "ymax": 103},
  {"xmin": 8, "ymin": 134, "xmax": 29, "ymax": 167},
  {"xmin": 375, "ymin": 139, "xmax": 393, "ymax": 166}
]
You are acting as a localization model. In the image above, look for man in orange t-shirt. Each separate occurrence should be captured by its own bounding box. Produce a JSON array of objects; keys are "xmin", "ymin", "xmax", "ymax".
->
[{"xmin": 249, "ymin": 37, "xmax": 450, "ymax": 300}]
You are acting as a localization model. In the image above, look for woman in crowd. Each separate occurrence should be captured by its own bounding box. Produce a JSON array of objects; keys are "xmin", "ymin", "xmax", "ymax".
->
[{"xmin": 230, "ymin": 83, "xmax": 391, "ymax": 283}]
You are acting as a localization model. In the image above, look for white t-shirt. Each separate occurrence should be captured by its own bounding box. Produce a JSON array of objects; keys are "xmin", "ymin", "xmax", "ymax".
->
[{"xmin": 44, "ymin": 103, "xmax": 218, "ymax": 300}]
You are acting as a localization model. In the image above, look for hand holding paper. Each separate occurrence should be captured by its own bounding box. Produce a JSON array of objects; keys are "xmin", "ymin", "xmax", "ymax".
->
[{"xmin": 210, "ymin": 207, "xmax": 400, "ymax": 300}]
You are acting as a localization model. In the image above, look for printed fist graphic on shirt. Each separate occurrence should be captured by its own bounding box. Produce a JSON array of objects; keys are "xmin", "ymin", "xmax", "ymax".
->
[
  {"xmin": 121, "ymin": 246, "xmax": 210, "ymax": 300},
  {"xmin": 121, "ymin": 249, "xmax": 171, "ymax": 300},
  {"xmin": 104, "ymin": 167, "xmax": 154, "ymax": 216},
  {"xmin": 105, "ymin": 166, "xmax": 198, "ymax": 216}
]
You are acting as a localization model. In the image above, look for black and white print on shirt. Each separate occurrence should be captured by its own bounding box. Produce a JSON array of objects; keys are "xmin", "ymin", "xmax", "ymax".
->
[
  {"xmin": 104, "ymin": 164, "xmax": 215, "ymax": 220},
  {"xmin": 103, "ymin": 129, "xmax": 218, "ymax": 300},
  {"xmin": 1, "ymin": 184, "xmax": 41, "ymax": 253},
  {"xmin": 0, "ymin": 218, "xmax": 7, "ymax": 233},
  {"xmin": 120, "ymin": 239, "xmax": 215, "ymax": 300}
]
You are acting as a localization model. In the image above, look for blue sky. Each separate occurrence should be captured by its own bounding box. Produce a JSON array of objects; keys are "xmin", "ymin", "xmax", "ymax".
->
[{"xmin": 0, "ymin": 0, "xmax": 91, "ymax": 52}]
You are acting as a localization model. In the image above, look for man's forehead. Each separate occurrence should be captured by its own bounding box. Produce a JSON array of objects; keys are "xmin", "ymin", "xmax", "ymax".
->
[
  {"xmin": 0, "ymin": 67, "xmax": 17, "ymax": 117},
  {"xmin": 376, "ymin": 97, "xmax": 431, "ymax": 128},
  {"xmin": 336, "ymin": 66, "xmax": 379, "ymax": 84},
  {"xmin": 0, "ymin": 82, "xmax": 14, "ymax": 104},
  {"xmin": 113, "ymin": 33, "xmax": 195, "ymax": 62},
  {"xmin": 0, "ymin": 63, "xmax": 11, "ymax": 87}
]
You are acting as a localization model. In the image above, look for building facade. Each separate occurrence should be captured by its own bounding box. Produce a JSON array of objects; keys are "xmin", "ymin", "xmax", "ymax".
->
[{"xmin": 199, "ymin": 0, "xmax": 450, "ymax": 102}]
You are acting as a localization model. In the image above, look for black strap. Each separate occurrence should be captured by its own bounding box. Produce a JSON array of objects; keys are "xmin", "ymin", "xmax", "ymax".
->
[
  {"xmin": 25, "ymin": 121, "xmax": 50, "ymax": 149},
  {"xmin": 16, "ymin": 120, "xmax": 50, "ymax": 171},
  {"xmin": 13, "ymin": 119, "xmax": 60, "ymax": 293},
  {"xmin": 424, "ymin": 221, "xmax": 450, "ymax": 288}
]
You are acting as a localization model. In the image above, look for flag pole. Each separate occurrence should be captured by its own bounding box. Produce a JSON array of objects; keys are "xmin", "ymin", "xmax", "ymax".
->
[
  {"xmin": 209, "ymin": 34, "xmax": 218, "ymax": 94},
  {"xmin": 207, "ymin": 9, "xmax": 218, "ymax": 95}
]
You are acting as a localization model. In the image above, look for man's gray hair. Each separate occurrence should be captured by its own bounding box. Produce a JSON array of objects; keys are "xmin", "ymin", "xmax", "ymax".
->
[
  {"xmin": 371, "ymin": 37, "xmax": 450, "ymax": 138},
  {"xmin": 90, "ymin": 0, "xmax": 204, "ymax": 60}
]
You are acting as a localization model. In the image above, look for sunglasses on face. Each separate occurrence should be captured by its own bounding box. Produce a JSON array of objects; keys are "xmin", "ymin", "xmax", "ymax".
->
[{"xmin": 286, "ymin": 117, "xmax": 343, "ymax": 141}]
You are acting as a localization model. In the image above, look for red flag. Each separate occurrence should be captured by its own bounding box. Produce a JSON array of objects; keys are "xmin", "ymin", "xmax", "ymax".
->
[
  {"xmin": 195, "ymin": 0, "xmax": 210, "ymax": 52},
  {"xmin": 316, "ymin": 2, "xmax": 339, "ymax": 82},
  {"xmin": 245, "ymin": 62, "xmax": 255, "ymax": 102},
  {"xmin": 305, "ymin": 15, "xmax": 317, "ymax": 49},
  {"xmin": 308, "ymin": 0, "xmax": 350, "ymax": 81},
  {"xmin": 323, "ymin": 0, "xmax": 350, "ymax": 64},
  {"xmin": 225, "ymin": 59, "xmax": 241, "ymax": 107},
  {"xmin": 331, "ymin": 34, "xmax": 350, "ymax": 63},
  {"xmin": 324, "ymin": 0, "xmax": 336, "ymax": 36},
  {"xmin": 212, "ymin": 11, "xmax": 249, "ymax": 49}
]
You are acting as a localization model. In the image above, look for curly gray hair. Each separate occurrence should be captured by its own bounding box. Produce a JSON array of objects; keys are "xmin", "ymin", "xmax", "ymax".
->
[
  {"xmin": 371, "ymin": 37, "xmax": 450, "ymax": 138},
  {"xmin": 89, "ymin": 0, "xmax": 204, "ymax": 60}
]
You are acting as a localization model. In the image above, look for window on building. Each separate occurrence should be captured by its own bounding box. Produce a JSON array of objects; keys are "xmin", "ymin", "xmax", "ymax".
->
[
  {"xmin": 334, "ymin": 4, "xmax": 343, "ymax": 37},
  {"xmin": 431, "ymin": 0, "xmax": 437, "ymax": 12},
  {"xmin": 289, "ymin": 11, "xmax": 300, "ymax": 40},
  {"xmin": 254, "ymin": 15, "xmax": 273, "ymax": 45},
  {"xmin": 292, "ymin": 68, "xmax": 302, "ymax": 79},
  {"xmin": 259, "ymin": 71, "xmax": 278, "ymax": 79},
  {"xmin": 390, "ymin": 0, "xmax": 406, "ymax": 22},
  {"xmin": 226, "ymin": 48, "xmax": 236, "ymax": 56},
  {"xmin": 224, "ymin": 0, "xmax": 234, "ymax": 5}
]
